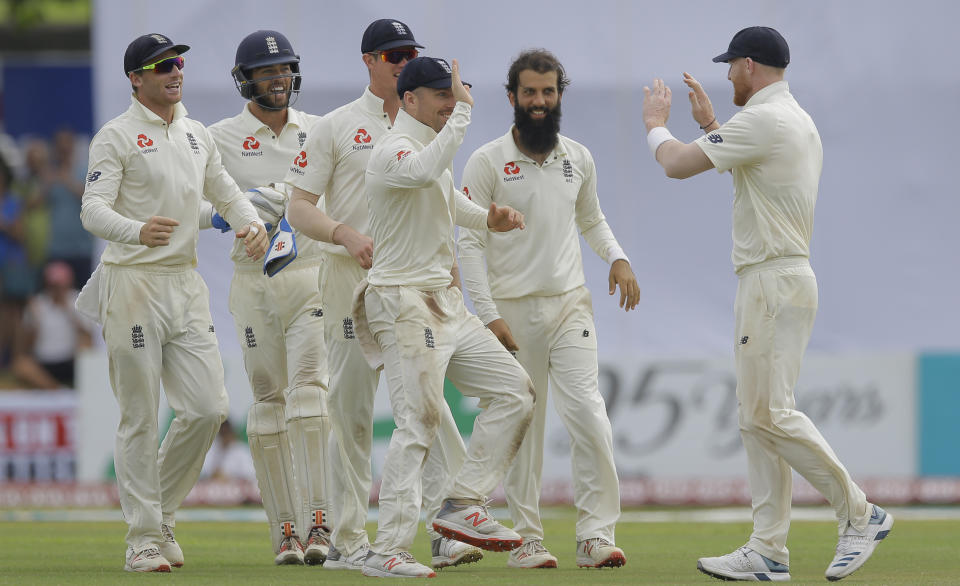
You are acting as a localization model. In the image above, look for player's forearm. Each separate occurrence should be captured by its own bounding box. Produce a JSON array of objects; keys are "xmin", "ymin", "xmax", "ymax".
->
[
  {"xmin": 288, "ymin": 196, "xmax": 341, "ymax": 243},
  {"xmin": 453, "ymin": 188, "xmax": 487, "ymax": 231},
  {"xmin": 79, "ymin": 198, "xmax": 144, "ymax": 244},
  {"xmin": 457, "ymin": 243, "xmax": 501, "ymax": 325},
  {"xmin": 581, "ymin": 220, "xmax": 629, "ymax": 265},
  {"xmin": 385, "ymin": 103, "xmax": 471, "ymax": 189},
  {"xmin": 655, "ymin": 140, "xmax": 714, "ymax": 179}
]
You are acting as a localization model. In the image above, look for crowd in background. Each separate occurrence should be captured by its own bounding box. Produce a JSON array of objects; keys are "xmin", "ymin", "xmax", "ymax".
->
[{"xmin": 0, "ymin": 127, "xmax": 97, "ymax": 390}]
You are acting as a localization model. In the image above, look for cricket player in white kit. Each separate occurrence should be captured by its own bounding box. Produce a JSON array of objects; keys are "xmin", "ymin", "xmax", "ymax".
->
[
  {"xmin": 459, "ymin": 49, "xmax": 638, "ymax": 570},
  {"xmin": 641, "ymin": 27, "xmax": 893, "ymax": 582},
  {"xmin": 286, "ymin": 19, "xmax": 481, "ymax": 572},
  {"xmin": 79, "ymin": 33, "xmax": 268, "ymax": 573},
  {"xmin": 350, "ymin": 56, "xmax": 532, "ymax": 578},
  {"xmin": 201, "ymin": 30, "xmax": 332, "ymax": 566}
]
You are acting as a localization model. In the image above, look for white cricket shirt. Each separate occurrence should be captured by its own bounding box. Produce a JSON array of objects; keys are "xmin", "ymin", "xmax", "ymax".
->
[
  {"xmin": 364, "ymin": 102, "xmax": 487, "ymax": 289},
  {"xmin": 458, "ymin": 128, "xmax": 629, "ymax": 325},
  {"xmin": 284, "ymin": 88, "xmax": 393, "ymax": 258},
  {"xmin": 81, "ymin": 96, "xmax": 260, "ymax": 267},
  {"xmin": 208, "ymin": 104, "xmax": 322, "ymax": 265},
  {"xmin": 695, "ymin": 81, "xmax": 822, "ymax": 273}
]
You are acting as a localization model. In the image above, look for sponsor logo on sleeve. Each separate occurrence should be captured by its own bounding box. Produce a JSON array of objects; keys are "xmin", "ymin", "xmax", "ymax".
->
[
  {"xmin": 462, "ymin": 185, "xmax": 470, "ymax": 199},
  {"xmin": 396, "ymin": 150, "xmax": 412, "ymax": 161},
  {"xmin": 86, "ymin": 171, "xmax": 101, "ymax": 183},
  {"xmin": 706, "ymin": 133, "xmax": 723, "ymax": 144}
]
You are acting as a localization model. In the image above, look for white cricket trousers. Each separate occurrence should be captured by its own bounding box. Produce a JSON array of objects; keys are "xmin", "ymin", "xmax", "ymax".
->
[
  {"xmin": 229, "ymin": 260, "xmax": 330, "ymax": 552},
  {"xmin": 735, "ymin": 257, "xmax": 869, "ymax": 564},
  {"xmin": 321, "ymin": 254, "xmax": 468, "ymax": 556},
  {"xmin": 100, "ymin": 264, "xmax": 229, "ymax": 550},
  {"xmin": 497, "ymin": 286, "xmax": 620, "ymax": 543},
  {"xmin": 359, "ymin": 284, "xmax": 534, "ymax": 555}
]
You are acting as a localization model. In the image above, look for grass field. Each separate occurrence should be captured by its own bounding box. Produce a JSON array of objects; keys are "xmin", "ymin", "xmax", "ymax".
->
[{"xmin": 1, "ymin": 508, "xmax": 956, "ymax": 584}]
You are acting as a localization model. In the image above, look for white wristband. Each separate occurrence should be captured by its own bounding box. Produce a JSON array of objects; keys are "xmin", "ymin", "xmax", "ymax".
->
[
  {"xmin": 647, "ymin": 126, "xmax": 676, "ymax": 157},
  {"xmin": 249, "ymin": 225, "xmax": 259, "ymax": 236}
]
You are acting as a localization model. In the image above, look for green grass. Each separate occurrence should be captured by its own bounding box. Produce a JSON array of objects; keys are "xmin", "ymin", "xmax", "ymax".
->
[{"xmin": 0, "ymin": 508, "xmax": 956, "ymax": 584}]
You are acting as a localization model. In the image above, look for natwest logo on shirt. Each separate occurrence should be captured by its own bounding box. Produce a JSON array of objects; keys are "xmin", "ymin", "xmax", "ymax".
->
[
  {"xmin": 354, "ymin": 129, "xmax": 372, "ymax": 144},
  {"xmin": 289, "ymin": 150, "xmax": 308, "ymax": 175},
  {"xmin": 137, "ymin": 134, "xmax": 154, "ymax": 148},
  {"xmin": 462, "ymin": 185, "xmax": 471, "ymax": 200},
  {"xmin": 396, "ymin": 150, "xmax": 412, "ymax": 161},
  {"xmin": 243, "ymin": 136, "xmax": 260, "ymax": 150},
  {"xmin": 502, "ymin": 161, "xmax": 524, "ymax": 183}
]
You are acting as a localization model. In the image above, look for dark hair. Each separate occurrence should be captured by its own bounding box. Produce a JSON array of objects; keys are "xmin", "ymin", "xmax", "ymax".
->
[{"xmin": 505, "ymin": 49, "xmax": 570, "ymax": 96}]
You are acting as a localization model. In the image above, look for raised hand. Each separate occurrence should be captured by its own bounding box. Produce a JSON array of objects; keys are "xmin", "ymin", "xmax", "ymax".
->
[
  {"xmin": 450, "ymin": 59, "xmax": 474, "ymax": 107},
  {"xmin": 642, "ymin": 78, "xmax": 672, "ymax": 132},
  {"xmin": 683, "ymin": 72, "xmax": 716, "ymax": 129},
  {"xmin": 487, "ymin": 202, "xmax": 525, "ymax": 232},
  {"xmin": 139, "ymin": 216, "xmax": 179, "ymax": 247}
]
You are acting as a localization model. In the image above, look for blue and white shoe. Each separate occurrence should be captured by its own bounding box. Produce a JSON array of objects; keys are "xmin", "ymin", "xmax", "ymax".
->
[
  {"xmin": 825, "ymin": 504, "xmax": 894, "ymax": 581},
  {"xmin": 697, "ymin": 546, "xmax": 790, "ymax": 581}
]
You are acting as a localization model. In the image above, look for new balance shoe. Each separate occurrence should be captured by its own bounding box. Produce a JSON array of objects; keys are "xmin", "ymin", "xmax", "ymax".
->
[
  {"xmin": 825, "ymin": 504, "xmax": 894, "ymax": 581},
  {"xmin": 432, "ymin": 499, "xmax": 522, "ymax": 552},
  {"xmin": 508, "ymin": 539, "xmax": 558, "ymax": 569},
  {"xmin": 432, "ymin": 537, "xmax": 483, "ymax": 569},
  {"xmin": 697, "ymin": 546, "xmax": 789, "ymax": 581},
  {"xmin": 362, "ymin": 550, "xmax": 436, "ymax": 578},
  {"xmin": 324, "ymin": 543, "xmax": 368, "ymax": 571},
  {"xmin": 576, "ymin": 537, "xmax": 626, "ymax": 568},
  {"xmin": 124, "ymin": 545, "xmax": 171, "ymax": 573},
  {"xmin": 275, "ymin": 534, "xmax": 305, "ymax": 565},
  {"xmin": 304, "ymin": 525, "xmax": 331, "ymax": 566},
  {"xmin": 159, "ymin": 523, "xmax": 184, "ymax": 568}
]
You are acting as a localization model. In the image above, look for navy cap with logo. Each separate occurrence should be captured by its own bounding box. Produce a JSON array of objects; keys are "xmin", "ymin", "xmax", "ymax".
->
[
  {"xmin": 361, "ymin": 19, "xmax": 423, "ymax": 53},
  {"xmin": 712, "ymin": 26, "xmax": 789, "ymax": 68},
  {"xmin": 124, "ymin": 33, "xmax": 190, "ymax": 75},
  {"xmin": 397, "ymin": 56, "xmax": 472, "ymax": 97}
]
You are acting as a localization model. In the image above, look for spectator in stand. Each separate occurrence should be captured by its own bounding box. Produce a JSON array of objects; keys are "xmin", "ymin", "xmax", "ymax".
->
[
  {"xmin": 46, "ymin": 128, "xmax": 94, "ymax": 286},
  {"xmin": 0, "ymin": 154, "xmax": 30, "ymax": 367},
  {"xmin": 200, "ymin": 420, "xmax": 258, "ymax": 483},
  {"xmin": 11, "ymin": 260, "xmax": 93, "ymax": 388}
]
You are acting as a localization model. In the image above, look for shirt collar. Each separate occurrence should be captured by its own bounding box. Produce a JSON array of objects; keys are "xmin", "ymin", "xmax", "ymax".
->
[
  {"xmin": 745, "ymin": 80, "xmax": 790, "ymax": 107},
  {"xmin": 499, "ymin": 124, "xmax": 567, "ymax": 165},
  {"xmin": 394, "ymin": 107, "xmax": 437, "ymax": 146},
  {"xmin": 240, "ymin": 103, "xmax": 306, "ymax": 135},
  {"xmin": 129, "ymin": 94, "xmax": 188, "ymax": 124}
]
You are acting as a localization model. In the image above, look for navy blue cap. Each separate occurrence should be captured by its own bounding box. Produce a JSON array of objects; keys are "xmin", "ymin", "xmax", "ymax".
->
[
  {"xmin": 713, "ymin": 26, "xmax": 789, "ymax": 68},
  {"xmin": 124, "ymin": 33, "xmax": 189, "ymax": 75},
  {"xmin": 361, "ymin": 19, "xmax": 423, "ymax": 53},
  {"xmin": 397, "ymin": 56, "xmax": 469, "ymax": 97}
]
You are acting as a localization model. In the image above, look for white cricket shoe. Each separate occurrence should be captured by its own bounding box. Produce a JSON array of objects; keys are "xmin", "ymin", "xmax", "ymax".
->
[
  {"xmin": 508, "ymin": 539, "xmax": 558, "ymax": 569},
  {"xmin": 431, "ymin": 499, "xmax": 522, "ymax": 552},
  {"xmin": 159, "ymin": 523, "xmax": 184, "ymax": 568},
  {"xmin": 576, "ymin": 537, "xmax": 626, "ymax": 568},
  {"xmin": 431, "ymin": 537, "xmax": 484, "ymax": 569},
  {"xmin": 361, "ymin": 550, "xmax": 436, "ymax": 578},
  {"xmin": 274, "ymin": 534, "xmax": 305, "ymax": 565},
  {"xmin": 825, "ymin": 504, "xmax": 894, "ymax": 581},
  {"xmin": 697, "ymin": 546, "xmax": 790, "ymax": 581},
  {"xmin": 303, "ymin": 525, "xmax": 331, "ymax": 566},
  {"xmin": 324, "ymin": 543, "xmax": 368, "ymax": 570},
  {"xmin": 124, "ymin": 545, "xmax": 171, "ymax": 573}
]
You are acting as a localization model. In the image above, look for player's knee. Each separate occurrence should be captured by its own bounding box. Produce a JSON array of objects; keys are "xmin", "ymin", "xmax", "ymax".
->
[
  {"xmin": 247, "ymin": 401, "xmax": 286, "ymax": 438},
  {"xmin": 284, "ymin": 384, "xmax": 326, "ymax": 420}
]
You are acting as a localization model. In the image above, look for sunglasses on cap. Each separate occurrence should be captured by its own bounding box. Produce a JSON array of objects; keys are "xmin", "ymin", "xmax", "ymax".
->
[
  {"xmin": 139, "ymin": 55, "xmax": 185, "ymax": 74},
  {"xmin": 374, "ymin": 48, "xmax": 418, "ymax": 64}
]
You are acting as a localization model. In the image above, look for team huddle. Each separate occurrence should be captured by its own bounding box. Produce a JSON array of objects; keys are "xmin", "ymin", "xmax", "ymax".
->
[{"xmin": 79, "ymin": 19, "xmax": 892, "ymax": 581}]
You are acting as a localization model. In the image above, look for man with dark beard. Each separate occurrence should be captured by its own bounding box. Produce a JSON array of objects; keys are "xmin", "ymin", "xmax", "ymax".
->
[{"xmin": 458, "ymin": 49, "xmax": 639, "ymax": 570}]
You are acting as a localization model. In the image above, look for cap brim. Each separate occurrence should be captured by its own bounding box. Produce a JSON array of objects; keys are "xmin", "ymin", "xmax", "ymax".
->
[
  {"xmin": 712, "ymin": 51, "xmax": 737, "ymax": 63},
  {"xmin": 373, "ymin": 39, "xmax": 425, "ymax": 52},
  {"xmin": 143, "ymin": 43, "xmax": 190, "ymax": 66}
]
